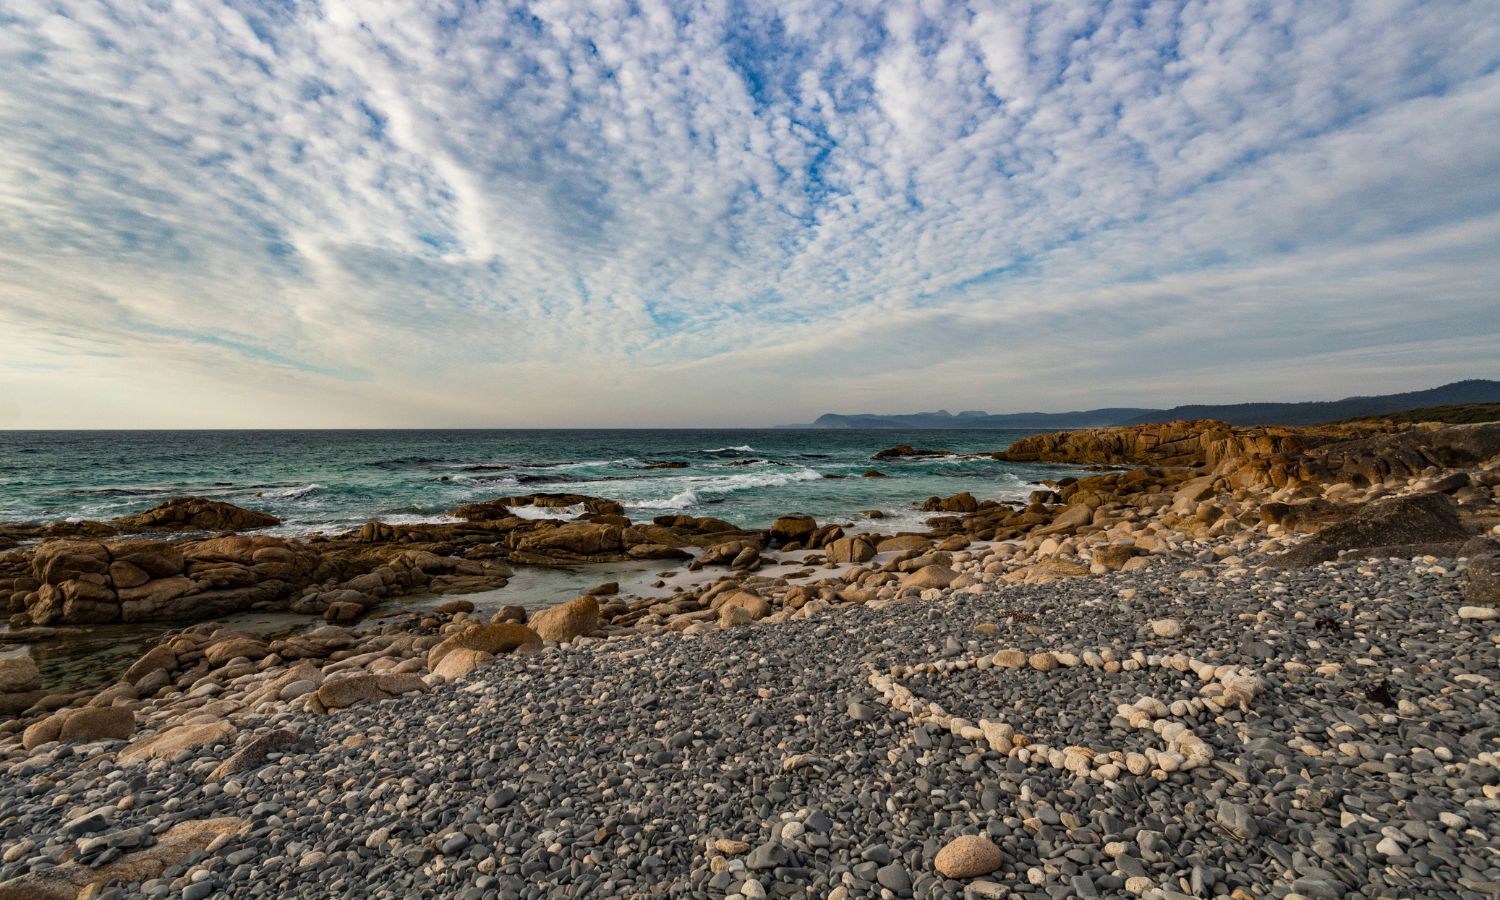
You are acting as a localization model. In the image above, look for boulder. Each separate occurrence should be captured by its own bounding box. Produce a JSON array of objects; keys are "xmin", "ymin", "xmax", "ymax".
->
[
  {"xmin": 31, "ymin": 541, "xmax": 110, "ymax": 584},
  {"xmin": 529, "ymin": 595, "xmax": 600, "ymax": 643},
  {"xmin": 58, "ymin": 706, "xmax": 135, "ymax": 742},
  {"xmin": 511, "ymin": 523, "xmax": 624, "ymax": 557},
  {"xmin": 1092, "ymin": 543, "xmax": 1139, "ymax": 571},
  {"xmin": 934, "ymin": 835, "xmax": 1004, "ymax": 879},
  {"xmin": 122, "ymin": 645, "xmax": 179, "ymax": 684},
  {"xmin": 432, "ymin": 648, "xmax": 494, "ymax": 680},
  {"xmin": 491, "ymin": 605, "xmax": 528, "ymax": 625},
  {"xmin": 427, "ymin": 622, "xmax": 541, "ymax": 669},
  {"xmin": 323, "ymin": 601, "xmax": 364, "ymax": 623},
  {"xmin": 208, "ymin": 729, "xmax": 300, "ymax": 781},
  {"xmin": 715, "ymin": 591, "xmax": 770, "ymax": 624},
  {"xmin": 826, "ymin": 536, "xmax": 876, "ymax": 564},
  {"xmin": 902, "ymin": 565, "xmax": 958, "ymax": 590},
  {"xmin": 769, "ymin": 515, "xmax": 818, "ymax": 545},
  {"xmin": 876, "ymin": 535, "xmax": 932, "ymax": 554},
  {"xmin": 314, "ymin": 673, "xmax": 426, "ymax": 711},
  {"xmin": 0, "ymin": 649, "xmax": 40, "ymax": 693},
  {"xmin": 203, "ymin": 636, "xmax": 270, "ymax": 666},
  {"xmin": 873, "ymin": 445, "xmax": 952, "ymax": 460},
  {"xmin": 119, "ymin": 721, "xmax": 235, "ymax": 763},
  {"xmin": 1464, "ymin": 555, "xmax": 1500, "ymax": 607},
  {"xmin": 1270, "ymin": 493, "xmax": 1470, "ymax": 567},
  {"xmin": 115, "ymin": 498, "xmax": 280, "ymax": 532},
  {"xmin": 920, "ymin": 492, "xmax": 979, "ymax": 514},
  {"xmin": 433, "ymin": 599, "xmax": 476, "ymax": 615},
  {"xmin": 22, "ymin": 715, "xmax": 65, "ymax": 750}
]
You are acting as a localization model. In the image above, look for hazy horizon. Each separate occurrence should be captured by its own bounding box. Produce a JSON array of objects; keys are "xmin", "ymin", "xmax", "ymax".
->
[{"xmin": 3, "ymin": 1, "xmax": 1498, "ymax": 428}]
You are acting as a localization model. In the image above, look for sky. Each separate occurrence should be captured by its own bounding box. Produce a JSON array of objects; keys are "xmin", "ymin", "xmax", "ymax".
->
[{"xmin": 1, "ymin": 0, "xmax": 1498, "ymax": 428}]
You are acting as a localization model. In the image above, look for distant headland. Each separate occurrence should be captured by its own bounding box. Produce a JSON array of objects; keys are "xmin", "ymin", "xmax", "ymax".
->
[{"xmin": 779, "ymin": 379, "xmax": 1500, "ymax": 429}]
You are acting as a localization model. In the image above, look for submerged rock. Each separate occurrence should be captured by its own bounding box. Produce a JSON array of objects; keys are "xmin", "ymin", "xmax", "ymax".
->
[{"xmin": 115, "ymin": 497, "xmax": 280, "ymax": 533}]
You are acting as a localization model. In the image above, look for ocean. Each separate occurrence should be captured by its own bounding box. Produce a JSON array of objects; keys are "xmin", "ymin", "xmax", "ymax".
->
[{"xmin": 0, "ymin": 429, "xmax": 1077, "ymax": 534}]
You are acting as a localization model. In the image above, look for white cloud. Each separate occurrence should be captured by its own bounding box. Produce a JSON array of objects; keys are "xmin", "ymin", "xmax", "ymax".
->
[{"xmin": 0, "ymin": 0, "xmax": 1497, "ymax": 426}]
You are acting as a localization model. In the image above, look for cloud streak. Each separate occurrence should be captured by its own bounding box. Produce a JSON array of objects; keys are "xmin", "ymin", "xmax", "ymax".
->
[{"xmin": 0, "ymin": 0, "xmax": 1497, "ymax": 426}]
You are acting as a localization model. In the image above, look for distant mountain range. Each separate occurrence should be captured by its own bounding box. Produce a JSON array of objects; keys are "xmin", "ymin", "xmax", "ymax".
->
[{"xmin": 779, "ymin": 380, "xmax": 1500, "ymax": 429}]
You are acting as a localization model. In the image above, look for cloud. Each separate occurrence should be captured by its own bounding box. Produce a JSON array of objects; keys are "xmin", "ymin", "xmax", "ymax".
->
[{"xmin": 0, "ymin": 0, "xmax": 1497, "ymax": 426}]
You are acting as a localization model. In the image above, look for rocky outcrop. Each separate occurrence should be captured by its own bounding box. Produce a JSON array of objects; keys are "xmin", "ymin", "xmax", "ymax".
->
[
  {"xmin": 115, "ymin": 497, "xmax": 281, "ymax": 532},
  {"xmin": 996, "ymin": 420, "xmax": 1345, "ymax": 468},
  {"xmin": 1217, "ymin": 422, "xmax": 1500, "ymax": 491},
  {"xmin": 12, "ymin": 536, "xmax": 323, "ymax": 626}
]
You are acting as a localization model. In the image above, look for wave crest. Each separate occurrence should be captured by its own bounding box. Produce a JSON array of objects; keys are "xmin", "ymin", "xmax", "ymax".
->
[{"xmin": 627, "ymin": 467, "xmax": 821, "ymax": 510}]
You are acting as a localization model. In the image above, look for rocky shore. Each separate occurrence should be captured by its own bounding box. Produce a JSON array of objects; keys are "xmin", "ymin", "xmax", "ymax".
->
[{"xmin": 1, "ymin": 419, "xmax": 1498, "ymax": 898}]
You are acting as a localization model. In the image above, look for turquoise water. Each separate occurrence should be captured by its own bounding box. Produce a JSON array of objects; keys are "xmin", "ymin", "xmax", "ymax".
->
[{"xmin": 0, "ymin": 429, "xmax": 1077, "ymax": 534}]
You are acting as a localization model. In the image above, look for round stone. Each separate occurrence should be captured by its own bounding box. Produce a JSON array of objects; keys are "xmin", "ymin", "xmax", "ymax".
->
[{"xmin": 934, "ymin": 834, "xmax": 1003, "ymax": 878}]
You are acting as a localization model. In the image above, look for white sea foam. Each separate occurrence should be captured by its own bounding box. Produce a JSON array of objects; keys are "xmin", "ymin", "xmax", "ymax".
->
[
  {"xmin": 626, "ymin": 467, "xmax": 821, "ymax": 510},
  {"xmin": 699, "ymin": 445, "xmax": 755, "ymax": 453},
  {"xmin": 262, "ymin": 483, "xmax": 324, "ymax": 499},
  {"xmin": 510, "ymin": 504, "xmax": 586, "ymax": 520}
]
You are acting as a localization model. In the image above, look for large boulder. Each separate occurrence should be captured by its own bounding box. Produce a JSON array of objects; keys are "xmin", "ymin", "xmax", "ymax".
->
[
  {"xmin": 314, "ymin": 673, "xmax": 427, "ymax": 712},
  {"xmin": 768, "ymin": 515, "xmax": 818, "ymax": 546},
  {"xmin": 920, "ymin": 492, "xmax": 979, "ymax": 514},
  {"xmin": 529, "ymin": 595, "xmax": 600, "ymax": 643},
  {"xmin": 427, "ymin": 622, "xmax": 541, "ymax": 669},
  {"xmin": 826, "ymin": 536, "xmax": 876, "ymax": 564},
  {"xmin": 1271, "ymin": 492, "xmax": 1470, "ymax": 567},
  {"xmin": 876, "ymin": 535, "xmax": 932, "ymax": 554},
  {"xmin": 203, "ymin": 635, "xmax": 270, "ymax": 666},
  {"xmin": 902, "ymin": 565, "xmax": 958, "ymax": 590},
  {"xmin": 432, "ymin": 648, "xmax": 495, "ymax": 680},
  {"xmin": 122, "ymin": 645, "xmax": 180, "ymax": 684},
  {"xmin": 58, "ymin": 706, "xmax": 136, "ymax": 743},
  {"xmin": 510, "ymin": 523, "xmax": 624, "ymax": 557},
  {"xmin": 715, "ymin": 591, "xmax": 770, "ymax": 626},
  {"xmin": 19, "ymin": 704, "xmax": 133, "ymax": 750},
  {"xmin": 0, "ymin": 649, "xmax": 40, "ymax": 693},
  {"xmin": 115, "ymin": 498, "xmax": 280, "ymax": 532}
]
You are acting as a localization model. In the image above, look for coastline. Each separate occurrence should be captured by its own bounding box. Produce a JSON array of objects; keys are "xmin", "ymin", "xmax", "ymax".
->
[{"xmin": 1, "ymin": 419, "xmax": 1498, "ymax": 898}]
